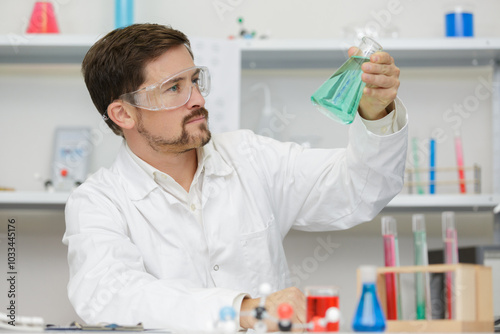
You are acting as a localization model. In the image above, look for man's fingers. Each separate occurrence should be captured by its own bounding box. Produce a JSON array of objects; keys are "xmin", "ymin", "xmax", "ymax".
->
[
  {"xmin": 265, "ymin": 287, "xmax": 306, "ymax": 331},
  {"xmin": 361, "ymin": 62, "xmax": 400, "ymax": 77},
  {"xmin": 362, "ymin": 72, "xmax": 399, "ymax": 89},
  {"xmin": 370, "ymin": 51, "xmax": 393, "ymax": 64},
  {"xmin": 347, "ymin": 46, "xmax": 358, "ymax": 58}
]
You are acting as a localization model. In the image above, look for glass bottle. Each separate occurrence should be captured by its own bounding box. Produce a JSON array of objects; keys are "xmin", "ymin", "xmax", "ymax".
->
[
  {"xmin": 311, "ymin": 37, "xmax": 382, "ymax": 124},
  {"xmin": 352, "ymin": 265, "xmax": 386, "ymax": 332}
]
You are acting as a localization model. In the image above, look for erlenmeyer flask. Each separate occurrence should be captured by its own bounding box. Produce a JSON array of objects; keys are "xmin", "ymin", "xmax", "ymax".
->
[
  {"xmin": 352, "ymin": 265, "xmax": 386, "ymax": 332},
  {"xmin": 26, "ymin": 1, "xmax": 59, "ymax": 34},
  {"xmin": 311, "ymin": 37, "xmax": 383, "ymax": 124}
]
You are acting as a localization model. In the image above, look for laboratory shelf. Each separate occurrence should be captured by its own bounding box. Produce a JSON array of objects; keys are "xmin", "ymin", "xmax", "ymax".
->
[
  {"xmin": 239, "ymin": 37, "xmax": 500, "ymax": 68},
  {"xmin": 0, "ymin": 34, "xmax": 100, "ymax": 64},
  {"xmin": 0, "ymin": 191, "xmax": 69, "ymax": 210},
  {"xmin": 2, "ymin": 35, "xmax": 500, "ymax": 67},
  {"xmin": 1, "ymin": 34, "xmax": 500, "ymax": 221},
  {"xmin": 0, "ymin": 191, "xmax": 498, "ymax": 213},
  {"xmin": 386, "ymin": 194, "xmax": 500, "ymax": 213}
]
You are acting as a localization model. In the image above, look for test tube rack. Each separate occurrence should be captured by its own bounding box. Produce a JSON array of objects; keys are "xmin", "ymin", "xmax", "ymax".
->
[
  {"xmin": 358, "ymin": 264, "xmax": 494, "ymax": 332},
  {"xmin": 404, "ymin": 165, "xmax": 481, "ymax": 194}
]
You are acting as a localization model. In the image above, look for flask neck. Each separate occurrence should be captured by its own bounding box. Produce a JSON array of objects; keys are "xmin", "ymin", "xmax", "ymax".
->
[
  {"xmin": 356, "ymin": 37, "xmax": 383, "ymax": 58},
  {"xmin": 362, "ymin": 282, "xmax": 377, "ymax": 292}
]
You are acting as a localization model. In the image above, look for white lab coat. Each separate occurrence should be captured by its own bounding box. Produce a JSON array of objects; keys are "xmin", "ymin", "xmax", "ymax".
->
[{"xmin": 63, "ymin": 105, "xmax": 408, "ymax": 331}]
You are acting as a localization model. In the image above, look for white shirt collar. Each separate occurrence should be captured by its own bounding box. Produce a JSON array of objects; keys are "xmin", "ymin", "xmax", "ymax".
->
[{"xmin": 124, "ymin": 142, "xmax": 207, "ymax": 198}]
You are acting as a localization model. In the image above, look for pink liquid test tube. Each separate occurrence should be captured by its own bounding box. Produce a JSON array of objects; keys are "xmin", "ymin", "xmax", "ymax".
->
[
  {"xmin": 381, "ymin": 216, "xmax": 400, "ymax": 320},
  {"xmin": 454, "ymin": 134, "xmax": 466, "ymax": 194}
]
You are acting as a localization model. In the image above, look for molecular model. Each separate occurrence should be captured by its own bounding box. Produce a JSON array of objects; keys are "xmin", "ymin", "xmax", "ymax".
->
[
  {"xmin": 215, "ymin": 283, "xmax": 340, "ymax": 333},
  {"xmin": 228, "ymin": 17, "xmax": 269, "ymax": 40}
]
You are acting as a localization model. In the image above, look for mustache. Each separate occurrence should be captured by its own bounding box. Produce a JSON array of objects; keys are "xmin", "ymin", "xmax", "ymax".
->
[{"xmin": 183, "ymin": 107, "xmax": 209, "ymax": 125}]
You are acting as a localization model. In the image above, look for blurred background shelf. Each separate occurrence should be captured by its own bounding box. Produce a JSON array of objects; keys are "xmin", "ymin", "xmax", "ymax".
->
[
  {"xmin": 0, "ymin": 34, "xmax": 99, "ymax": 64},
  {"xmin": 0, "ymin": 191, "xmax": 69, "ymax": 210},
  {"xmin": 240, "ymin": 37, "xmax": 500, "ymax": 68},
  {"xmin": 1, "ymin": 191, "xmax": 498, "ymax": 212},
  {"xmin": 1, "ymin": 35, "xmax": 499, "ymax": 214},
  {"xmin": 2, "ymin": 35, "xmax": 500, "ymax": 67},
  {"xmin": 386, "ymin": 194, "xmax": 500, "ymax": 212}
]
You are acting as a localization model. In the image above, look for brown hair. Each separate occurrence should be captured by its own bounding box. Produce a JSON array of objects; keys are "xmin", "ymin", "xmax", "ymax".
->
[{"xmin": 81, "ymin": 23, "xmax": 193, "ymax": 136}]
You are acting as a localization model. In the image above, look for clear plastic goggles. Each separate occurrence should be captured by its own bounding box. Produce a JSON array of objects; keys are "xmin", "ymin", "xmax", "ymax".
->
[{"xmin": 120, "ymin": 66, "xmax": 210, "ymax": 111}]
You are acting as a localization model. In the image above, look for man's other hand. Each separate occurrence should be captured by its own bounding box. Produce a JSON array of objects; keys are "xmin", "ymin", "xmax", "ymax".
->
[{"xmin": 240, "ymin": 287, "xmax": 306, "ymax": 331}]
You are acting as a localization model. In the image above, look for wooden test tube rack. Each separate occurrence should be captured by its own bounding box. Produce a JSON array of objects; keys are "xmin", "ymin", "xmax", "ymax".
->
[{"xmin": 359, "ymin": 264, "xmax": 494, "ymax": 332}]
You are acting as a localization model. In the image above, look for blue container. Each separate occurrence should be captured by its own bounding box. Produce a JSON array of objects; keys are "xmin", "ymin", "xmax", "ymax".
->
[
  {"xmin": 115, "ymin": 0, "xmax": 134, "ymax": 29},
  {"xmin": 352, "ymin": 282, "xmax": 386, "ymax": 332},
  {"xmin": 446, "ymin": 11, "xmax": 473, "ymax": 37}
]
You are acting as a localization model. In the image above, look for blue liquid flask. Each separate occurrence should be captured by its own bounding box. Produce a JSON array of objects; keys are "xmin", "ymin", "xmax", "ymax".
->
[
  {"xmin": 352, "ymin": 266, "xmax": 386, "ymax": 332},
  {"xmin": 311, "ymin": 37, "xmax": 382, "ymax": 124},
  {"xmin": 115, "ymin": 0, "xmax": 134, "ymax": 29}
]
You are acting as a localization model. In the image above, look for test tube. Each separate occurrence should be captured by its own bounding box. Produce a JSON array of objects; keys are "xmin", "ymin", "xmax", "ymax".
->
[
  {"xmin": 412, "ymin": 138, "xmax": 425, "ymax": 195},
  {"xmin": 454, "ymin": 132, "xmax": 467, "ymax": 194},
  {"xmin": 442, "ymin": 211, "xmax": 458, "ymax": 319},
  {"xmin": 429, "ymin": 138, "xmax": 436, "ymax": 194},
  {"xmin": 381, "ymin": 216, "xmax": 401, "ymax": 320},
  {"xmin": 412, "ymin": 214, "xmax": 432, "ymax": 320}
]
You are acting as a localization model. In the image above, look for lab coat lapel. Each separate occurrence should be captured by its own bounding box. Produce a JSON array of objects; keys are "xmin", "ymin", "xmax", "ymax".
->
[
  {"xmin": 112, "ymin": 142, "xmax": 178, "ymax": 205},
  {"xmin": 113, "ymin": 143, "xmax": 207, "ymax": 283},
  {"xmin": 199, "ymin": 139, "xmax": 234, "ymax": 209}
]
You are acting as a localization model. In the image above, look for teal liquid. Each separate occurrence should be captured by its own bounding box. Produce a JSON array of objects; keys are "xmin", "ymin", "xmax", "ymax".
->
[
  {"xmin": 352, "ymin": 283, "xmax": 386, "ymax": 332},
  {"xmin": 414, "ymin": 230, "xmax": 426, "ymax": 319},
  {"xmin": 414, "ymin": 230, "xmax": 432, "ymax": 320},
  {"xmin": 311, "ymin": 56, "xmax": 369, "ymax": 124}
]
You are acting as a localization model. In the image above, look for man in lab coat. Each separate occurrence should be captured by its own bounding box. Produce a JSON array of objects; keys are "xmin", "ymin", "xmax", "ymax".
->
[{"xmin": 63, "ymin": 23, "xmax": 407, "ymax": 331}]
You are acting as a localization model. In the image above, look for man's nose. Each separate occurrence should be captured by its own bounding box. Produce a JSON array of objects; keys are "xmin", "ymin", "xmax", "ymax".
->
[{"xmin": 185, "ymin": 84, "xmax": 205, "ymax": 109}]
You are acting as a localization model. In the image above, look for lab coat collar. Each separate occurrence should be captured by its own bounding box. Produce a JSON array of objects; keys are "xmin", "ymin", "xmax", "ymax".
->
[
  {"xmin": 199, "ymin": 136, "xmax": 234, "ymax": 177},
  {"xmin": 113, "ymin": 139, "xmax": 233, "ymax": 201},
  {"xmin": 114, "ymin": 142, "xmax": 158, "ymax": 201}
]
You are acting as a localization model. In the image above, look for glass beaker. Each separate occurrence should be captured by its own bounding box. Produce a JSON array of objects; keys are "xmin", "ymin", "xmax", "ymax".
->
[
  {"xmin": 306, "ymin": 286, "xmax": 340, "ymax": 332},
  {"xmin": 311, "ymin": 37, "xmax": 383, "ymax": 124}
]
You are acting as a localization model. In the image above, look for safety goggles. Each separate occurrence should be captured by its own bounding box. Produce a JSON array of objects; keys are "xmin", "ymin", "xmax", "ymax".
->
[{"xmin": 119, "ymin": 66, "xmax": 211, "ymax": 111}]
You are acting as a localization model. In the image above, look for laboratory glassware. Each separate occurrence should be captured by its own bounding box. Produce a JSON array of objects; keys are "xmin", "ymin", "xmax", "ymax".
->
[
  {"xmin": 306, "ymin": 286, "xmax": 339, "ymax": 332},
  {"xmin": 352, "ymin": 265, "xmax": 386, "ymax": 332},
  {"xmin": 454, "ymin": 132, "xmax": 466, "ymax": 193},
  {"xmin": 115, "ymin": 0, "xmax": 134, "ymax": 29},
  {"xmin": 412, "ymin": 214, "xmax": 432, "ymax": 320},
  {"xmin": 429, "ymin": 138, "xmax": 436, "ymax": 194},
  {"xmin": 381, "ymin": 216, "xmax": 401, "ymax": 320},
  {"xmin": 27, "ymin": 2, "xmax": 59, "ymax": 34},
  {"xmin": 445, "ymin": 6, "xmax": 474, "ymax": 37},
  {"xmin": 311, "ymin": 37, "xmax": 382, "ymax": 124},
  {"xmin": 442, "ymin": 211, "xmax": 458, "ymax": 319},
  {"xmin": 412, "ymin": 137, "xmax": 425, "ymax": 194}
]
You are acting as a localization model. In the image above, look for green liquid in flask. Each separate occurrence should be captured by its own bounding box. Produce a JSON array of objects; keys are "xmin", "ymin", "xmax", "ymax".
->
[{"xmin": 311, "ymin": 56, "xmax": 369, "ymax": 124}]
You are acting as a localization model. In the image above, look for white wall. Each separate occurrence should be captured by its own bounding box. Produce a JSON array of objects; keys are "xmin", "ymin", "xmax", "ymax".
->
[
  {"xmin": 1, "ymin": 0, "xmax": 499, "ymax": 328},
  {"xmin": 1, "ymin": 0, "xmax": 500, "ymax": 39}
]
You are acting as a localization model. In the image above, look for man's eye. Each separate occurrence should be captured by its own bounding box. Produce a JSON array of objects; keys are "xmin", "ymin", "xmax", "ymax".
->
[
  {"xmin": 192, "ymin": 77, "xmax": 200, "ymax": 85},
  {"xmin": 166, "ymin": 84, "xmax": 179, "ymax": 92}
]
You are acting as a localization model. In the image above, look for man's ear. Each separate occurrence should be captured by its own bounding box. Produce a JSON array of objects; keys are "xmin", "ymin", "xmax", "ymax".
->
[{"xmin": 107, "ymin": 101, "xmax": 135, "ymax": 130}]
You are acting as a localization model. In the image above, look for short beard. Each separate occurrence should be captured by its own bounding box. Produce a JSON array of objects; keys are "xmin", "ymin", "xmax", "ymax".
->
[{"xmin": 137, "ymin": 107, "xmax": 211, "ymax": 154}]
